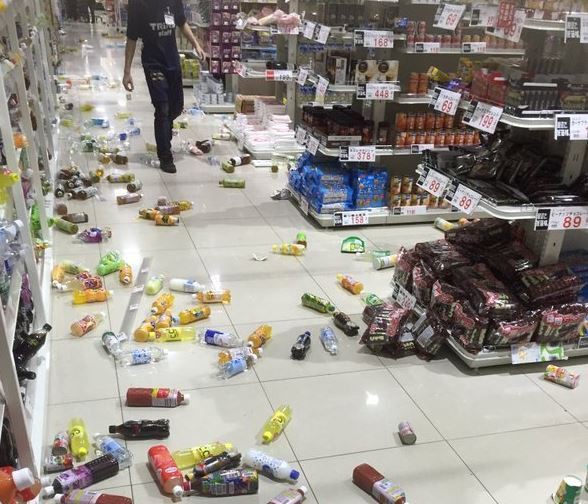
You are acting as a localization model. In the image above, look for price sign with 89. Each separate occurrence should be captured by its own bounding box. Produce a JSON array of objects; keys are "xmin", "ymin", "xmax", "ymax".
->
[
  {"xmin": 419, "ymin": 168, "xmax": 450, "ymax": 197},
  {"xmin": 450, "ymin": 184, "xmax": 482, "ymax": 214},
  {"xmin": 550, "ymin": 207, "xmax": 588, "ymax": 230}
]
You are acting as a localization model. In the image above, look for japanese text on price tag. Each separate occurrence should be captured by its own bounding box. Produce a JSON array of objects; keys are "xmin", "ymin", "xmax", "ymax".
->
[
  {"xmin": 565, "ymin": 13, "xmax": 588, "ymax": 43},
  {"xmin": 306, "ymin": 136, "xmax": 320, "ymax": 156},
  {"xmin": 296, "ymin": 127, "xmax": 307, "ymax": 146},
  {"xmin": 297, "ymin": 67, "xmax": 309, "ymax": 86},
  {"xmin": 357, "ymin": 82, "xmax": 396, "ymax": 100},
  {"xmin": 432, "ymin": 87, "xmax": 462, "ymax": 116},
  {"xmin": 303, "ymin": 21, "xmax": 316, "ymax": 40},
  {"xmin": 463, "ymin": 101, "xmax": 503, "ymax": 134},
  {"xmin": 491, "ymin": 8, "xmax": 525, "ymax": 43},
  {"xmin": 535, "ymin": 207, "xmax": 588, "ymax": 231},
  {"xmin": 419, "ymin": 168, "xmax": 450, "ymax": 197},
  {"xmin": 316, "ymin": 24, "xmax": 331, "ymax": 44},
  {"xmin": 392, "ymin": 283, "xmax": 417, "ymax": 310},
  {"xmin": 462, "ymin": 41, "xmax": 487, "ymax": 53},
  {"xmin": 414, "ymin": 42, "xmax": 441, "ymax": 53},
  {"xmin": 265, "ymin": 70, "xmax": 293, "ymax": 82},
  {"xmin": 340, "ymin": 146, "xmax": 377, "ymax": 162},
  {"xmin": 355, "ymin": 30, "xmax": 396, "ymax": 48},
  {"xmin": 449, "ymin": 184, "xmax": 482, "ymax": 214},
  {"xmin": 470, "ymin": 4, "xmax": 498, "ymax": 27},
  {"xmin": 337, "ymin": 211, "xmax": 369, "ymax": 226},
  {"xmin": 316, "ymin": 76, "xmax": 329, "ymax": 98},
  {"xmin": 554, "ymin": 114, "xmax": 588, "ymax": 140},
  {"xmin": 434, "ymin": 3, "xmax": 467, "ymax": 30}
]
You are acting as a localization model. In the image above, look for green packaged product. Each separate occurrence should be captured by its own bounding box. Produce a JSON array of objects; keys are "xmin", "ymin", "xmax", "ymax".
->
[
  {"xmin": 219, "ymin": 178, "xmax": 246, "ymax": 188},
  {"xmin": 52, "ymin": 217, "xmax": 78, "ymax": 235},
  {"xmin": 96, "ymin": 250, "xmax": 124, "ymax": 276},
  {"xmin": 222, "ymin": 161, "xmax": 235, "ymax": 173},
  {"xmin": 301, "ymin": 293, "xmax": 336, "ymax": 314},
  {"xmin": 341, "ymin": 236, "xmax": 366, "ymax": 254}
]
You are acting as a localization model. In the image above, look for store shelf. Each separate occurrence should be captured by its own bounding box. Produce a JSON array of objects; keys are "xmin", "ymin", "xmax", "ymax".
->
[
  {"xmin": 244, "ymin": 141, "xmax": 305, "ymax": 160},
  {"xmin": 398, "ymin": 47, "xmax": 526, "ymax": 55},
  {"xmin": 523, "ymin": 18, "xmax": 566, "ymax": 31},
  {"xmin": 182, "ymin": 78, "xmax": 198, "ymax": 87},
  {"xmin": 415, "ymin": 164, "xmax": 539, "ymax": 220},
  {"xmin": 200, "ymin": 103, "xmax": 235, "ymax": 114},
  {"xmin": 242, "ymin": 45, "xmax": 277, "ymax": 51},
  {"xmin": 307, "ymin": 141, "xmax": 450, "ymax": 158},
  {"xmin": 5, "ymin": 261, "xmax": 24, "ymax": 349},
  {"xmin": 498, "ymin": 113, "xmax": 556, "ymax": 130},
  {"xmin": 394, "ymin": 94, "xmax": 431, "ymax": 105}
]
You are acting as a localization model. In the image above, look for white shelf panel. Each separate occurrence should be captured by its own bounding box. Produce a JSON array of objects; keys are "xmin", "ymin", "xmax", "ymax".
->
[
  {"xmin": 244, "ymin": 142, "xmax": 305, "ymax": 160},
  {"xmin": 310, "ymin": 142, "xmax": 450, "ymax": 158},
  {"xmin": 499, "ymin": 113, "xmax": 555, "ymax": 130},
  {"xmin": 200, "ymin": 103, "xmax": 235, "ymax": 113},
  {"xmin": 5, "ymin": 261, "xmax": 24, "ymax": 349},
  {"xmin": 394, "ymin": 94, "xmax": 431, "ymax": 104},
  {"xmin": 523, "ymin": 18, "xmax": 566, "ymax": 31},
  {"xmin": 399, "ymin": 47, "xmax": 525, "ymax": 55}
]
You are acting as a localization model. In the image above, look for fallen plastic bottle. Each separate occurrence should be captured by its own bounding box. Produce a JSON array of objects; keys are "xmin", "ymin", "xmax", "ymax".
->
[
  {"xmin": 94, "ymin": 435, "xmax": 133, "ymax": 470},
  {"xmin": 301, "ymin": 293, "xmax": 335, "ymax": 314},
  {"xmin": 101, "ymin": 331, "xmax": 127, "ymax": 355},
  {"xmin": 76, "ymin": 227, "xmax": 112, "ymax": 244},
  {"xmin": 109, "ymin": 419, "xmax": 170, "ymax": 440},
  {"xmin": 151, "ymin": 292, "xmax": 174, "ymax": 315},
  {"xmin": 333, "ymin": 311, "xmax": 359, "ymax": 337},
  {"xmin": 178, "ymin": 305, "xmax": 211, "ymax": 324},
  {"xmin": 247, "ymin": 324, "xmax": 272, "ymax": 349},
  {"xmin": 188, "ymin": 451, "xmax": 242, "ymax": 479},
  {"xmin": 194, "ymin": 289, "xmax": 231, "ymax": 304},
  {"xmin": 172, "ymin": 442, "xmax": 234, "ymax": 470},
  {"xmin": 96, "ymin": 251, "xmax": 124, "ymax": 276},
  {"xmin": 291, "ymin": 331, "xmax": 311, "ymax": 360},
  {"xmin": 145, "ymin": 275, "xmax": 164, "ymax": 295},
  {"xmin": 336, "ymin": 273, "xmax": 364, "ymax": 295},
  {"xmin": 183, "ymin": 468, "xmax": 259, "ymax": 497},
  {"xmin": 148, "ymin": 327, "xmax": 196, "ymax": 342},
  {"xmin": 72, "ymin": 288, "xmax": 112, "ymax": 305},
  {"xmin": 261, "ymin": 405, "xmax": 292, "ymax": 444},
  {"xmin": 218, "ymin": 346, "xmax": 261, "ymax": 365},
  {"xmin": 114, "ymin": 347, "xmax": 167, "ymax": 366},
  {"xmin": 272, "ymin": 243, "xmax": 305, "ymax": 256},
  {"xmin": 148, "ymin": 445, "xmax": 183, "ymax": 499},
  {"xmin": 243, "ymin": 449, "xmax": 300, "ymax": 482},
  {"xmin": 320, "ymin": 327, "xmax": 338, "ymax": 355},
  {"xmin": 169, "ymin": 278, "xmax": 205, "ymax": 293},
  {"xmin": 69, "ymin": 417, "xmax": 90, "ymax": 460},
  {"xmin": 218, "ymin": 357, "xmax": 251, "ymax": 379},
  {"xmin": 200, "ymin": 328, "xmax": 243, "ymax": 348}
]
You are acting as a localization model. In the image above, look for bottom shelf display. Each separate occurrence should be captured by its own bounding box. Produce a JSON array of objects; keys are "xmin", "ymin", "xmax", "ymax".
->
[{"xmin": 361, "ymin": 218, "xmax": 588, "ymax": 367}]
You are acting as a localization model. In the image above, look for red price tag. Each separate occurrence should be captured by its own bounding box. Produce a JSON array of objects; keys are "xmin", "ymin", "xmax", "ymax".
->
[
  {"xmin": 465, "ymin": 101, "xmax": 503, "ymax": 134},
  {"xmin": 418, "ymin": 168, "xmax": 450, "ymax": 197},
  {"xmin": 449, "ymin": 184, "xmax": 482, "ymax": 214},
  {"xmin": 432, "ymin": 87, "xmax": 461, "ymax": 116}
]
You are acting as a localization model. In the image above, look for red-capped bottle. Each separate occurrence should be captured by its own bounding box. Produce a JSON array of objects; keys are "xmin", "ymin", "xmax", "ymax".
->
[
  {"xmin": 148, "ymin": 445, "xmax": 184, "ymax": 499},
  {"xmin": 126, "ymin": 388, "xmax": 190, "ymax": 408},
  {"xmin": 352, "ymin": 464, "xmax": 406, "ymax": 504}
]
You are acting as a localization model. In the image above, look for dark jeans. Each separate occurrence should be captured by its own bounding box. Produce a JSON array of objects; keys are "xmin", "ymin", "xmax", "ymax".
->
[{"xmin": 143, "ymin": 64, "xmax": 184, "ymax": 161}]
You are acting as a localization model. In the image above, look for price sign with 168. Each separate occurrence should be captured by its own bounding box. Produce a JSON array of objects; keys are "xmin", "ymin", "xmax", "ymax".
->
[{"xmin": 362, "ymin": 30, "xmax": 396, "ymax": 48}]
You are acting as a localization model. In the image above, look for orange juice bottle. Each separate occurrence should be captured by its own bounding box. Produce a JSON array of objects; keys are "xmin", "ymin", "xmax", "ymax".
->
[
  {"xmin": 194, "ymin": 289, "xmax": 231, "ymax": 304},
  {"xmin": 151, "ymin": 292, "xmax": 174, "ymax": 315},
  {"xmin": 247, "ymin": 324, "xmax": 272, "ymax": 349},
  {"xmin": 178, "ymin": 305, "xmax": 211, "ymax": 325},
  {"xmin": 119, "ymin": 263, "xmax": 133, "ymax": 285},
  {"xmin": 336, "ymin": 274, "xmax": 364, "ymax": 295},
  {"xmin": 155, "ymin": 310, "xmax": 175, "ymax": 330},
  {"xmin": 72, "ymin": 288, "xmax": 112, "ymax": 304},
  {"xmin": 134, "ymin": 316, "xmax": 158, "ymax": 342}
]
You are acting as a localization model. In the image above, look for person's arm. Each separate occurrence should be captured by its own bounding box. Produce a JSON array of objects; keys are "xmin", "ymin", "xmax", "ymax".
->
[
  {"xmin": 179, "ymin": 22, "xmax": 206, "ymax": 60},
  {"xmin": 123, "ymin": 38, "xmax": 137, "ymax": 91}
]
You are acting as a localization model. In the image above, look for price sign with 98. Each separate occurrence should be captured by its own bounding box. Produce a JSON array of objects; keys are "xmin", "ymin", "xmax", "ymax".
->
[
  {"xmin": 419, "ymin": 168, "xmax": 450, "ymax": 197},
  {"xmin": 449, "ymin": 184, "xmax": 482, "ymax": 214},
  {"xmin": 432, "ymin": 87, "xmax": 462, "ymax": 116}
]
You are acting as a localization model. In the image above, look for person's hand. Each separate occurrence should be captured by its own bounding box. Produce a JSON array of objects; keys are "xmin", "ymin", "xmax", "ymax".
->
[
  {"xmin": 123, "ymin": 72, "xmax": 134, "ymax": 92},
  {"xmin": 193, "ymin": 44, "xmax": 207, "ymax": 61}
]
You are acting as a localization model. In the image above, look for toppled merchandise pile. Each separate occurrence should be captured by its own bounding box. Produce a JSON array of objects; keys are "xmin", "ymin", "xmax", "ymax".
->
[{"xmin": 363, "ymin": 218, "xmax": 588, "ymax": 359}]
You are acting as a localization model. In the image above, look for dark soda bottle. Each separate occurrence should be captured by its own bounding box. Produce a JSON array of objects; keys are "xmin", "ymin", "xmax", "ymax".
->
[
  {"xmin": 189, "ymin": 451, "xmax": 242, "ymax": 479},
  {"xmin": 108, "ymin": 419, "xmax": 170, "ymax": 439},
  {"xmin": 13, "ymin": 323, "xmax": 52, "ymax": 370},
  {"xmin": 333, "ymin": 311, "xmax": 359, "ymax": 336}
]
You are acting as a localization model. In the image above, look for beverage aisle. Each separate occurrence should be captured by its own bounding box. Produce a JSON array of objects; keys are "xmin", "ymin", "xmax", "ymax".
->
[{"xmin": 45, "ymin": 23, "xmax": 588, "ymax": 504}]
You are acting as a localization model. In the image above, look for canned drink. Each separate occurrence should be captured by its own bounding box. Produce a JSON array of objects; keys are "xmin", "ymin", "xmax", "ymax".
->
[
  {"xmin": 52, "ymin": 431, "xmax": 70, "ymax": 456},
  {"xmin": 44, "ymin": 453, "xmax": 74, "ymax": 473},
  {"xmin": 544, "ymin": 365, "xmax": 580, "ymax": 389},
  {"xmin": 398, "ymin": 421, "xmax": 417, "ymax": 445},
  {"xmin": 553, "ymin": 475, "xmax": 582, "ymax": 504},
  {"xmin": 373, "ymin": 255, "xmax": 397, "ymax": 271},
  {"xmin": 62, "ymin": 212, "xmax": 89, "ymax": 224}
]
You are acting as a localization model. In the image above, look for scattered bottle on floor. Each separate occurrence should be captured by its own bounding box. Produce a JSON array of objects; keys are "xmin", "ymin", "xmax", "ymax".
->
[
  {"xmin": 171, "ymin": 200, "xmax": 193, "ymax": 211},
  {"xmin": 107, "ymin": 172, "xmax": 134, "ymax": 183},
  {"xmin": 148, "ymin": 445, "xmax": 184, "ymax": 499},
  {"xmin": 94, "ymin": 435, "xmax": 133, "ymax": 470},
  {"xmin": 52, "ymin": 431, "xmax": 70, "ymax": 456},
  {"xmin": 155, "ymin": 310, "xmax": 176, "ymax": 330},
  {"xmin": 138, "ymin": 208, "xmax": 160, "ymax": 221},
  {"xmin": 52, "ymin": 217, "xmax": 79, "ymax": 234},
  {"xmin": 69, "ymin": 418, "xmax": 90, "ymax": 460},
  {"xmin": 361, "ymin": 292, "xmax": 384, "ymax": 307},
  {"xmin": 218, "ymin": 346, "xmax": 261, "ymax": 365},
  {"xmin": 119, "ymin": 263, "xmax": 132, "ymax": 286},
  {"xmin": 13, "ymin": 324, "xmax": 52, "ymax": 379},
  {"xmin": 72, "ymin": 288, "xmax": 112, "ymax": 305},
  {"xmin": 336, "ymin": 274, "xmax": 364, "ymax": 295},
  {"xmin": 42, "ymin": 454, "xmax": 120, "ymax": 498},
  {"xmin": 172, "ymin": 442, "xmax": 234, "ymax": 470},
  {"xmin": 0, "ymin": 467, "xmax": 39, "ymax": 504},
  {"xmin": 178, "ymin": 305, "xmax": 211, "ymax": 324},
  {"xmin": 295, "ymin": 232, "xmax": 307, "ymax": 248},
  {"xmin": 218, "ymin": 357, "xmax": 250, "ymax": 379},
  {"xmin": 291, "ymin": 331, "xmax": 311, "ymax": 360},
  {"xmin": 189, "ymin": 452, "xmax": 242, "ymax": 479},
  {"xmin": 133, "ymin": 318, "xmax": 157, "ymax": 342},
  {"xmin": 230, "ymin": 154, "xmax": 252, "ymax": 166},
  {"xmin": 44, "ymin": 454, "xmax": 74, "ymax": 474},
  {"xmin": 268, "ymin": 486, "xmax": 308, "ymax": 504},
  {"xmin": 184, "ymin": 468, "xmax": 259, "ymax": 497},
  {"xmin": 76, "ymin": 227, "xmax": 112, "ymax": 244},
  {"xmin": 221, "ymin": 161, "xmax": 234, "ymax": 173},
  {"xmin": 218, "ymin": 178, "xmax": 246, "ymax": 188},
  {"xmin": 373, "ymin": 254, "xmax": 398, "ymax": 271},
  {"xmin": 148, "ymin": 326, "xmax": 196, "ymax": 342},
  {"xmin": 156, "ymin": 204, "xmax": 181, "ymax": 216},
  {"xmin": 109, "ymin": 419, "xmax": 170, "ymax": 440},
  {"xmin": 97, "ymin": 251, "xmax": 124, "ymax": 276},
  {"xmin": 126, "ymin": 388, "xmax": 190, "ymax": 408},
  {"xmin": 155, "ymin": 214, "xmax": 179, "ymax": 226},
  {"xmin": 70, "ymin": 312, "xmax": 106, "ymax": 337},
  {"xmin": 62, "ymin": 260, "xmax": 88, "ymax": 275},
  {"xmin": 352, "ymin": 464, "xmax": 406, "ymax": 504},
  {"xmin": 62, "ymin": 212, "xmax": 89, "ymax": 224},
  {"xmin": 243, "ymin": 450, "xmax": 300, "ymax": 482},
  {"xmin": 169, "ymin": 278, "xmax": 205, "ymax": 293},
  {"xmin": 272, "ymin": 243, "xmax": 305, "ymax": 256},
  {"xmin": 200, "ymin": 328, "xmax": 243, "ymax": 348},
  {"xmin": 544, "ymin": 364, "xmax": 580, "ymax": 389},
  {"xmin": 207, "ymin": 156, "xmax": 220, "ymax": 167},
  {"xmin": 398, "ymin": 421, "xmax": 417, "ymax": 445},
  {"xmin": 248, "ymin": 324, "xmax": 272, "ymax": 349},
  {"xmin": 301, "ymin": 293, "xmax": 335, "ymax": 314},
  {"xmin": 333, "ymin": 312, "xmax": 359, "ymax": 337},
  {"xmin": 101, "ymin": 331, "xmax": 126, "ymax": 356},
  {"xmin": 261, "ymin": 405, "xmax": 292, "ymax": 444},
  {"xmin": 52, "ymin": 490, "xmax": 132, "ymax": 504},
  {"xmin": 115, "ymin": 346, "xmax": 167, "ymax": 366},
  {"xmin": 126, "ymin": 180, "xmax": 142, "ymax": 193},
  {"xmin": 151, "ymin": 292, "xmax": 174, "ymax": 315},
  {"xmin": 194, "ymin": 289, "xmax": 231, "ymax": 304},
  {"xmin": 117, "ymin": 193, "xmax": 142, "ymax": 205},
  {"xmin": 320, "ymin": 327, "xmax": 338, "ymax": 355},
  {"xmin": 145, "ymin": 275, "xmax": 164, "ymax": 295}
]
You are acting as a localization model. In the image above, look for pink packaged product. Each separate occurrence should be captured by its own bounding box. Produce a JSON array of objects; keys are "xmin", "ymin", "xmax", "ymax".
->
[
  {"xmin": 222, "ymin": 31, "xmax": 232, "ymax": 44},
  {"xmin": 222, "ymin": 61, "xmax": 233, "ymax": 74},
  {"xmin": 222, "ymin": 0, "xmax": 231, "ymax": 11},
  {"xmin": 211, "ymin": 60, "xmax": 221, "ymax": 74},
  {"xmin": 232, "ymin": 46, "xmax": 241, "ymax": 59},
  {"xmin": 430, "ymin": 280, "xmax": 465, "ymax": 323},
  {"xmin": 534, "ymin": 303, "xmax": 588, "ymax": 344},
  {"xmin": 212, "ymin": 0, "xmax": 222, "ymax": 11},
  {"xmin": 222, "ymin": 12, "xmax": 231, "ymax": 26},
  {"xmin": 412, "ymin": 260, "xmax": 435, "ymax": 306},
  {"xmin": 210, "ymin": 30, "xmax": 221, "ymax": 44},
  {"xmin": 485, "ymin": 312, "xmax": 540, "ymax": 347},
  {"xmin": 452, "ymin": 301, "xmax": 489, "ymax": 353},
  {"xmin": 360, "ymin": 303, "xmax": 411, "ymax": 347},
  {"xmin": 393, "ymin": 247, "xmax": 418, "ymax": 290},
  {"xmin": 232, "ymin": 31, "xmax": 241, "ymax": 44},
  {"xmin": 212, "ymin": 13, "xmax": 222, "ymax": 26},
  {"xmin": 210, "ymin": 45, "xmax": 221, "ymax": 59}
]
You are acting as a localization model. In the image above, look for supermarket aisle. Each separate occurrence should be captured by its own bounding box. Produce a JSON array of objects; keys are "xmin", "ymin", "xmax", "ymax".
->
[{"xmin": 45, "ymin": 24, "xmax": 588, "ymax": 504}]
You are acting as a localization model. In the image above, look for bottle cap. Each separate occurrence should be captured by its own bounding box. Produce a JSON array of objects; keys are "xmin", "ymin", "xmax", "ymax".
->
[
  {"xmin": 183, "ymin": 393, "xmax": 191, "ymax": 405},
  {"xmin": 172, "ymin": 484, "xmax": 184, "ymax": 497},
  {"xmin": 78, "ymin": 447, "xmax": 88, "ymax": 457},
  {"xmin": 298, "ymin": 485, "xmax": 308, "ymax": 496},
  {"xmin": 12, "ymin": 468, "xmax": 35, "ymax": 490},
  {"xmin": 43, "ymin": 485, "xmax": 56, "ymax": 497},
  {"xmin": 108, "ymin": 425, "xmax": 117, "ymax": 434},
  {"xmin": 262, "ymin": 431, "xmax": 273, "ymax": 443},
  {"xmin": 53, "ymin": 494, "xmax": 65, "ymax": 503},
  {"xmin": 290, "ymin": 469, "xmax": 300, "ymax": 480}
]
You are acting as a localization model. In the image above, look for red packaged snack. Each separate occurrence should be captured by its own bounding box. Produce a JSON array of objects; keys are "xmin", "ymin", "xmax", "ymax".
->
[
  {"xmin": 393, "ymin": 247, "xmax": 418, "ymax": 289},
  {"xmin": 360, "ymin": 303, "xmax": 411, "ymax": 347},
  {"xmin": 430, "ymin": 280, "xmax": 465, "ymax": 322},
  {"xmin": 413, "ymin": 311, "xmax": 449, "ymax": 359},
  {"xmin": 486, "ymin": 312, "xmax": 540, "ymax": 347},
  {"xmin": 452, "ymin": 301, "xmax": 489, "ymax": 353},
  {"xmin": 534, "ymin": 303, "xmax": 587, "ymax": 344},
  {"xmin": 415, "ymin": 240, "xmax": 471, "ymax": 278},
  {"xmin": 515, "ymin": 263, "xmax": 583, "ymax": 308},
  {"xmin": 412, "ymin": 260, "xmax": 435, "ymax": 306},
  {"xmin": 445, "ymin": 218, "xmax": 512, "ymax": 247}
]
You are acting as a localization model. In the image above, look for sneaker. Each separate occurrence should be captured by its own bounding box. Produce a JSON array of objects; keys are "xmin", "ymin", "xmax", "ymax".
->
[{"xmin": 159, "ymin": 158, "xmax": 177, "ymax": 174}]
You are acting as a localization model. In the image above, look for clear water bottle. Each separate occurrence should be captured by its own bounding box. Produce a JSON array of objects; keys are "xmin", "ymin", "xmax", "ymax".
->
[
  {"xmin": 94, "ymin": 434, "xmax": 133, "ymax": 469},
  {"xmin": 114, "ymin": 347, "xmax": 167, "ymax": 367},
  {"xmin": 320, "ymin": 327, "xmax": 338, "ymax": 355}
]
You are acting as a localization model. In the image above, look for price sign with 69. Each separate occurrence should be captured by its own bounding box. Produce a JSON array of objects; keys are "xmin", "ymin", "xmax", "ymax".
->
[{"xmin": 431, "ymin": 87, "xmax": 462, "ymax": 116}]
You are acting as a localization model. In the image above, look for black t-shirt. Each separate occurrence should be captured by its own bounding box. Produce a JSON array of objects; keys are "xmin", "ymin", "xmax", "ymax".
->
[{"xmin": 127, "ymin": 0, "xmax": 186, "ymax": 68}]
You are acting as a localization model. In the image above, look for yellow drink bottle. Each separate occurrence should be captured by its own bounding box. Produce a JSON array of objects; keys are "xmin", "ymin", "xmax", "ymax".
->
[
  {"xmin": 172, "ymin": 200, "xmax": 193, "ymax": 211},
  {"xmin": 119, "ymin": 263, "xmax": 133, "ymax": 286},
  {"xmin": 172, "ymin": 442, "xmax": 234, "ymax": 470},
  {"xmin": 336, "ymin": 274, "xmax": 364, "ymax": 295},
  {"xmin": 151, "ymin": 292, "xmax": 174, "ymax": 315},
  {"xmin": 148, "ymin": 326, "xmax": 196, "ymax": 342},
  {"xmin": 155, "ymin": 309, "xmax": 174, "ymax": 330},
  {"xmin": 272, "ymin": 243, "xmax": 305, "ymax": 256},
  {"xmin": 261, "ymin": 405, "xmax": 292, "ymax": 443},
  {"xmin": 248, "ymin": 324, "xmax": 272, "ymax": 349},
  {"xmin": 69, "ymin": 417, "xmax": 90, "ymax": 460},
  {"xmin": 178, "ymin": 305, "xmax": 211, "ymax": 325},
  {"xmin": 133, "ymin": 319, "xmax": 157, "ymax": 342},
  {"xmin": 195, "ymin": 289, "xmax": 231, "ymax": 304},
  {"xmin": 51, "ymin": 263, "xmax": 65, "ymax": 287},
  {"xmin": 72, "ymin": 288, "xmax": 112, "ymax": 304}
]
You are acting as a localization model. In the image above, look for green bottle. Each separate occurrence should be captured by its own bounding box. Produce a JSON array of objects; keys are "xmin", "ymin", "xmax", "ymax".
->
[
  {"xmin": 301, "ymin": 293, "xmax": 336, "ymax": 314},
  {"xmin": 219, "ymin": 178, "xmax": 246, "ymax": 188},
  {"xmin": 52, "ymin": 217, "xmax": 78, "ymax": 234},
  {"xmin": 361, "ymin": 292, "xmax": 385, "ymax": 307},
  {"xmin": 221, "ymin": 161, "xmax": 235, "ymax": 174}
]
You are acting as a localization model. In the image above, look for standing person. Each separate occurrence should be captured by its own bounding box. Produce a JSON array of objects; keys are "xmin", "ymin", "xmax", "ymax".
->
[
  {"xmin": 87, "ymin": 0, "xmax": 96, "ymax": 23},
  {"xmin": 122, "ymin": 0, "xmax": 205, "ymax": 173}
]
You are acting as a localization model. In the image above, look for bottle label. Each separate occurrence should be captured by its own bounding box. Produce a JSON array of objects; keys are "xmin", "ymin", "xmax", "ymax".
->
[
  {"xmin": 66, "ymin": 489, "xmax": 103, "ymax": 503},
  {"xmin": 131, "ymin": 349, "xmax": 152, "ymax": 365},
  {"xmin": 162, "ymin": 329, "xmax": 180, "ymax": 341},
  {"xmin": 373, "ymin": 479, "xmax": 405, "ymax": 503},
  {"xmin": 75, "ymin": 315, "xmax": 97, "ymax": 335},
  {"xmin": 226, "ymin": 358, "xmax": 247, "ymax": 377},
  {"xmin": 271, "ymin": 489, "xmax": 301, "ymax": 503},
  {"xmin": 151, "ymin": 388, "xmax": 179, "ymax": 407},
  {"xmin": 204, "ymin": 329, "xmax": 223, "ymax": 345}
]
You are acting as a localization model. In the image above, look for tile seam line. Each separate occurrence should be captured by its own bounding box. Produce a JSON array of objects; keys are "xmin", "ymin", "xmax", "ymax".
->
[{"xmin": 382, "ymin": 366, "xmax": 499, "ymax": 504}]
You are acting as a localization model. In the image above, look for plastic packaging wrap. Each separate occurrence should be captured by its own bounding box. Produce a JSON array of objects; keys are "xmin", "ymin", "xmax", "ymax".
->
[
  {"xmin": 413, "ymin": 311, "xmax": 449, "ymax": 359},
  {"xmin": 412, "ymin": 260, "xmax": 435, "ymax": 306},
  {"xmin": 430, "ymin": 280, "xmax": 465, "ymax": 323},
  {"xmin": 483, "ymin": 240, "xmax": 538, "ymax": 280},
  {"xmin": 360, "ymin": 303, "xmax": 411, "ymax": 347},
  {"xmin": 393, "ymin": 247, "xmax": 418, "ymax": 290},
  {"xmin": 534, "ymin": 303, "xmax": 587, "ymax": 344},
  {"xmin": 444, "ymin": 218, "xmax": 512, "ymax": 247},
  {"xmin": 485, "ymin": 312, "xmax": 540, "ymax": 347},
  {"xmin": 415, "ymin": 240, "xmax": 471, "ymax": 278},
  {"xmin": 451, "ymin": 301, "xmax": 489, "ymax": 353},
  {"xmin": 515, "ymin": 263, "xmax": 583, "ymax": 308}
]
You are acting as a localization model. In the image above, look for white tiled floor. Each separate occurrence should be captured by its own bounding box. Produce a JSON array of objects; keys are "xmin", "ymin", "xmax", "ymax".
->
[{"xmin": 44, "ymin": 24, "xmax": 588, "ymax": 504}]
